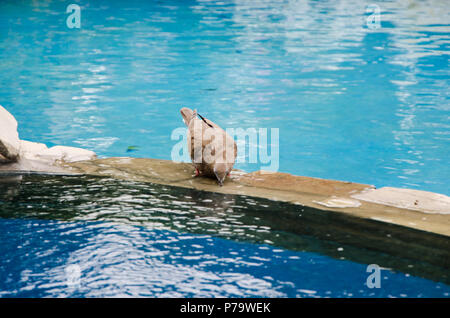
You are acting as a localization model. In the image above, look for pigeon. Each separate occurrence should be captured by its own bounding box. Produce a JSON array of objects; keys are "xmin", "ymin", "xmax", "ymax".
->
[{"xmin": 180, "ymin": 107, "xmax": 237, "ymax": 186}]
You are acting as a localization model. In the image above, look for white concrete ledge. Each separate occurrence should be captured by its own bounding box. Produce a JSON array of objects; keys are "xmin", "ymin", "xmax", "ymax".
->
[{"xmin": 352, "ymin": 187, "xmax": 450, "ymax": 215}]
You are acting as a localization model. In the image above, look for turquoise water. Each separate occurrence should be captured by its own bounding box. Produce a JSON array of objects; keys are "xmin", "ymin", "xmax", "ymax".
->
[
  {"xmin": 0, "ymin": 0, "xmax": 449, "ymax": 194},
  {"xmin": 0, "ymin": 0, "xmax": 449, "ymax": 298}
]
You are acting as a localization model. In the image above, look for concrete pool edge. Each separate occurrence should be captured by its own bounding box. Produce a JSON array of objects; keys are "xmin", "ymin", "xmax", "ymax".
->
[
  {"xmin": 1, "ymin": 104, "xmax": 449, "ymax": 238},
  {"xmin": 53, "ymin": 157, "xmax": 449, "ymax": 238},
  {"xmin": 0, "ymin": 154, "xmax": 449, "ymax": 238}
]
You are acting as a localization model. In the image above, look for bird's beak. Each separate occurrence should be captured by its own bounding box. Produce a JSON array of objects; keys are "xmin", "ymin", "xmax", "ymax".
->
[{"xmin": 214, "ymin": 170, "xmax": 226, "ymax": 186}]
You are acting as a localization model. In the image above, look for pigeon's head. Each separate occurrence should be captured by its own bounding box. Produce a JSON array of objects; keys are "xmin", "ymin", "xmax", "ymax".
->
[{"xmin": 213, "ymin": 162, "xmax": 232, "ymax": 186}]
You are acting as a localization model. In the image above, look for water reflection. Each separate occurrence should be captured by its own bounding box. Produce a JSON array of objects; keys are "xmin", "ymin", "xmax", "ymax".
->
[{"xmin": 0, "ymin": 174, "xmax": 449, "ymax": 289}]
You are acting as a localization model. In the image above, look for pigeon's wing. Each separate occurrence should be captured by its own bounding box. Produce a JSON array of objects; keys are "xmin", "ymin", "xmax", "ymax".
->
[
  {"xmin": 188, "ymin": 117, "xmax": 210, "ymax": 163},
  {"xmin": 223, "ymin": 134, "xmax": 237, "ymax": 164},
  {"xmin": 187, "ymin": 112, "xmax": 236, "ymax": 174}
]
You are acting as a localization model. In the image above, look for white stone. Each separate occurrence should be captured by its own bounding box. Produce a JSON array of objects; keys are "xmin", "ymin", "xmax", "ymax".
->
[
  {"xmin": 19, "ymin": 140, "xmax": 49, "ymax": 161},
  {"xmin": 351, "ymin": 187, "xmax": 450, "ymax": 214},
  {"xmin": 36, "ymin": 145, "xmax": 97, "ymax": 163},
  {"xmin": 0, "ymin": 105, "xmax": 21, "ymax": 162}
]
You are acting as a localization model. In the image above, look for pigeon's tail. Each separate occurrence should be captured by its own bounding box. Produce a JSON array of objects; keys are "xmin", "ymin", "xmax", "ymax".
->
[
  {"xmin": 180, "ymin": 107, "xmax": 214, "ymax": 129},
  {"xmin": 180, "ymin": 107, "xmax": 195, "ymax": 126},
  {"xmin": 197, "ymin": 113, "xmax": 213, "ymax": 128}
]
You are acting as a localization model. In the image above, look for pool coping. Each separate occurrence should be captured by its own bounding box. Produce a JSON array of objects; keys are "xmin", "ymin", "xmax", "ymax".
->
[
  {"xmin": 2, "ymin": 157, "xmax": 450, "ymax": 285},
  {"xmin": 1, "ymin": 156, "xmax": 449, "ymax": 238},
  {"xmin": 53, "ymin": 157, "xmax": 450, "ymax": 238}
]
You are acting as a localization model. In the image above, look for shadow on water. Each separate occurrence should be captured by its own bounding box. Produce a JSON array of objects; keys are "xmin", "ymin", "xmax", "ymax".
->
[{"xmin": 0, "ymin": 174, "xmax": 449, "ymax": 285}]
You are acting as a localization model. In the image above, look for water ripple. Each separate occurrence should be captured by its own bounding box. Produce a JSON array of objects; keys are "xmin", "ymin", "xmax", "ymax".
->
[{"xmin": 0, "ymin": 175, "xmax": 449, "ymax": 297}]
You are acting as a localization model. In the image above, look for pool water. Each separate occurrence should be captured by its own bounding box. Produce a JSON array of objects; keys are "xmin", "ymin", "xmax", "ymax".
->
[
  {"xmin": 0, "ymin": 0, "xmax": 449, "ymax": 298},
  {"xmin": 0, "ymin": 175, "xmax": 449, "ymax": 298},
  {"xmin": 0, "ymin": 0, "xmax": 449, "ymax": 194}
]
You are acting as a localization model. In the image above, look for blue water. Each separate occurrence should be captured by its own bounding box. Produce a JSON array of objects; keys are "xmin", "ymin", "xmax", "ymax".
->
[
  {"xmin": 0, "ymin": 0, "xmax": 449, "ymax": 298},
  {"xmin": 0, "ymin": 174, "xmax": 449, "ymax": 298},
  {"xmin": 1, "ymin": 218, "xmax": 449, "ymax": 298},
  {"xmin": 0, "ymin": 0, "xmax": 449, "ymax": 194}
]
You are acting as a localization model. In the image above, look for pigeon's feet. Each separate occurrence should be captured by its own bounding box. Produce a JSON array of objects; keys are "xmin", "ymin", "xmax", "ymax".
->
[{"xmin": 194, "ymin": 168, "xmax": 200, "ymax": 177}]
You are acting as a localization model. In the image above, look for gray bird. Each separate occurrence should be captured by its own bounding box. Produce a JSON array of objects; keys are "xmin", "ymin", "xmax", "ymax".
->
[{"xmin": 180, "ymin": 107, "xmax": 237, "ymax": 186}]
